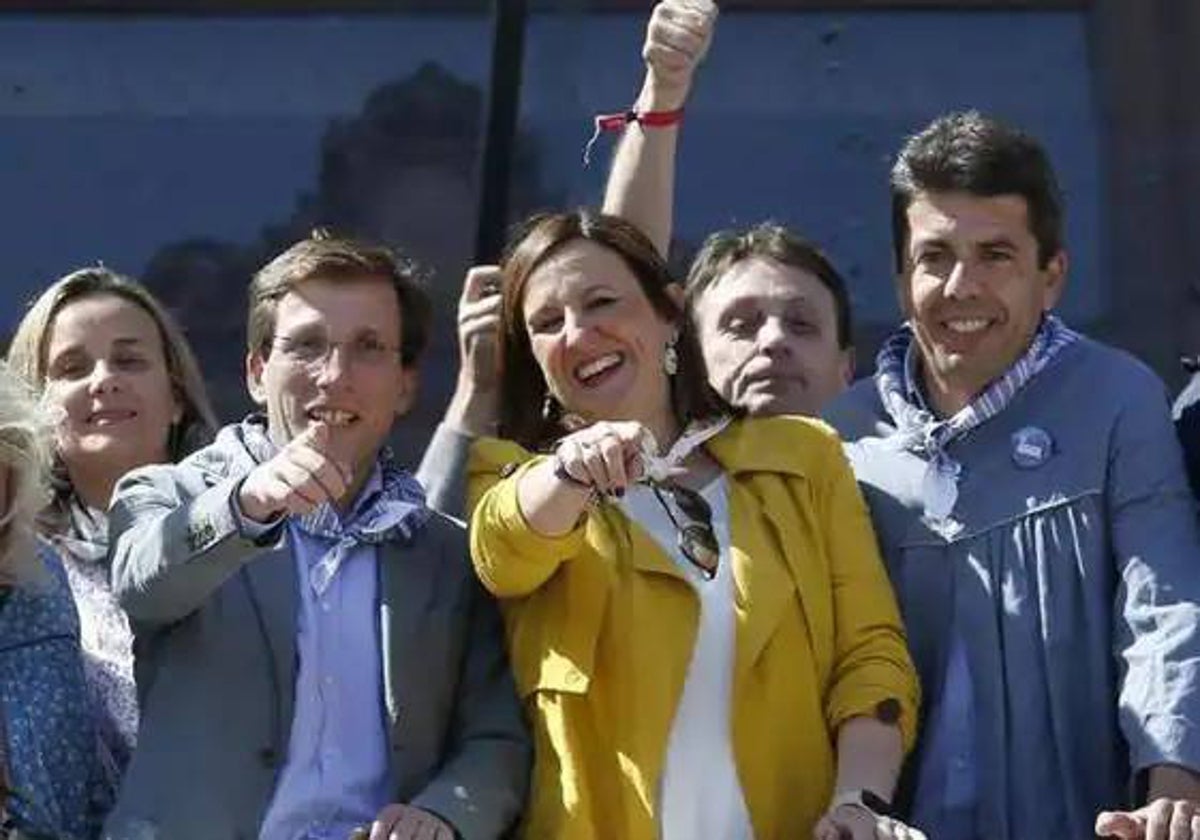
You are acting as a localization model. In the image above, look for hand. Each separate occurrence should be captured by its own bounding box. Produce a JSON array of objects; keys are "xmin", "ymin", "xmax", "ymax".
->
[
  {"xmin": 814, "ymin": 804, "xmax": 927, "ymax": 840},
  {"xmin": 1096, "ymin": 798, "xmax": 1200, "ymax": 840},
  {"xmin": 237, "ymin": 422, "xmax": 352, "ymax": 522},
  {"xmin": 366, "ymin": 803, "xmax": 456, "ymax": 840},
  {"xmin": 641, "ymin": 0, "xmax": 718, "ymax": 110},
  {"xmin": 457, "ymin": 265, "xmax": 503, "ymax": 389},
  {"xmin": 554, "ymin": 421, "xmax": 653, "ymax": 496}
]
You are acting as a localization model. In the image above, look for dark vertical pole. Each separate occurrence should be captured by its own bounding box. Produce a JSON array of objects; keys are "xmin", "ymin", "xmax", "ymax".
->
[{"xmin": 474, "ymin": 0, "xmax": 527, "ymax": 264}]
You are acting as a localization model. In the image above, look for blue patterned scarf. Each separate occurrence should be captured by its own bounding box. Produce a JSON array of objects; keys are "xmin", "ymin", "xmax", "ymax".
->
[
  {"xmin": 874, "ymin": 315, "xmax": 1078, "ymax": 524},
  {"xmin": 236, "ymin": 416, "xmax": 430, "ymax": 595}
]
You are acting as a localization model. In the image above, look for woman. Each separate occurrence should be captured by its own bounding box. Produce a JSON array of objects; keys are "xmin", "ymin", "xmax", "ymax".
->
[
  {"xmin": 469, "ymin": 211, "xmax": 922, "ymax": 840},
  {"xmin": 0, "ymin": 363, "xmax": 109, "ymax": 839},
  {"xmin": 7, "ymin": 267, "xmax": 217, "ymax": 777}
]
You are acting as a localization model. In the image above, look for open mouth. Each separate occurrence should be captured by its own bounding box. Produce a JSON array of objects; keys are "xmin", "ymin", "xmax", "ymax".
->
[
  {"xmin": 942, "ymin": 317, "xmax": 993, "ymax": 335},
  {"xmin": 87, "ymin": 408, "xmax": 137, "ymax": 427},
  {"xmin": 573, "ymin": 352, "xmax": 624, "ymax": 388},
  {"xmin": 306, "ymin": 407, "xmax": 359, "ymax": 427}
]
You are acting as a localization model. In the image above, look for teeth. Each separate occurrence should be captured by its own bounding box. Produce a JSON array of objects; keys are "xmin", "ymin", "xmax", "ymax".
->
[
  {"xmin": 946, "ymin": 318, "xmax": 989, "ymax": 334},
  {"xmin": 311, "ymin": 408, "xmax": 356, "ymax": 426},
  {"xmin": 576, "ymin": 353, "xmax": 621, "ymax": 380}
]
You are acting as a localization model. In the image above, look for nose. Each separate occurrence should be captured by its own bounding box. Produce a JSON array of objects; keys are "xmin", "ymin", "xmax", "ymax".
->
[
  {"xmin": 943, "ymin": 259, "xmax": 982, "ymax": 299},
  {"xmin": 561, "ymin": 309, "xmax": 589, "ymax": 347},
  {"xmin": 312, "ymin": 343, "xmax": 353, "ymax": 386},
  {"xmin": 87, "ymin": 359, "xmax": 122, "ymax": 394},
  {"xmin": 756, "ymin": 316, "xmax": 792, "ymax": 356}
]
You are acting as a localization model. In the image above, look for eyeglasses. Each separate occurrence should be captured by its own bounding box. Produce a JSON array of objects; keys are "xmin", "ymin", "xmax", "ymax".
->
[
  {"xmin": 271, "ymin": 334, "xmax": 401, "ymax": 371},
  {"xmin": 651, "ymin": 483, "xmax": 719, "ymax": 579}
]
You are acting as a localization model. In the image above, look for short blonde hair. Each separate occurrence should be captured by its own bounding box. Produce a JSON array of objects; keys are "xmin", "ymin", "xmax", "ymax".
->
[{"xmin": 0, "ymin": 363, "xmax": 53, "ymax": 587}]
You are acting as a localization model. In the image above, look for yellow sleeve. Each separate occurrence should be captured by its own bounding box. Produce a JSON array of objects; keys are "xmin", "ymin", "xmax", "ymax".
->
[
  {"xmin": 818, "ymin": 436, "xmax": 922, "ymax": 752},
  {"xmin": 469, "ymin": 455, "xmax": 588, "ymax": 599}
]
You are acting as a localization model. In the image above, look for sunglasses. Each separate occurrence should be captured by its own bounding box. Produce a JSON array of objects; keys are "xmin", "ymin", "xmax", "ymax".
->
[{"xmin": 651, "ymin": 483, "xmax": 719, "ymax": 580}]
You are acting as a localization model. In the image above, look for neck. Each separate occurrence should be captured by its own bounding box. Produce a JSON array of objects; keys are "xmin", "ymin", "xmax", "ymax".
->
[
  {"xmin": 66, "ymin": 461, "xmax": 126, "ymax": 512},
  {"xmin": 919, "ymin": 366, "xmax": 975, "ymax": 418}
]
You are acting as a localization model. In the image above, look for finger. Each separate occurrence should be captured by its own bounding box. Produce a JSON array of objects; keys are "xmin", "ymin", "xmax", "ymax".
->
[
  {"xmin": 459, "ymin": 313, "xmax": 502, "ymax": 342},
  {"xmin": 458, "ymin": 294, "xmax": 503, "ymax": 324},
  {"xmin": 271, "ymin": 463, "xmax": 335, "ymax": 516},
  {"xmin": 1149, "ymin": 800, "xmax": 1177, "ymax": 840},
  {"xmin": 1191, "ymin": 813, "xmax": 1200, "ymax": 839},
  {"xmin": 654, "ymin": 7, "xmax": 712, "ymax": 43},
  {"xmin": 596, "ymin": 433, "xmax": 628, "ymax": 492},
  {"xmin": 286, "ymin": 443, "xmax": 349, "ymax": 501},
  {"xmin": 812, "ymin": 816, "xmax": 837, "ymax": 840},
  {"xmin": 1170, "ymin": 801, "xmax": 1196, "ymax": 840},
  {"xmin": 578, "ymin": 439, "xmax": 614, "ymax": 492},
  {"xmin": 369, "ymin": 805, "xmax": 405, "ymax": 840},
  {"xmin": 1096, "ymin": 811, "xmax": 1146, "ymax": 839},
  {"xmin": 462, "ymin": 264, "xmax": 503, "ymax": 304},
  {"xmin": 274, "ymin": 453, "xmax": 338, "ymax": 508}
]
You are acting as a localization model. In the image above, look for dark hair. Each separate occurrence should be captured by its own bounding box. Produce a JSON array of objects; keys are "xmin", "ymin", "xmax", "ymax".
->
[
  {"xmin": 890, "ymin": 110, "xmax": 1064, "ymax": 272},
  {"xmin": 497, "ymin": 210, "xmax": 730, "ymax": 451},
  {"xmin": 248, "ymin": 230, "xmax": 431, "ymax": 367},
  {"xmin": 685, "ymin": 222, "xmax": 854, "ymax": 349}
]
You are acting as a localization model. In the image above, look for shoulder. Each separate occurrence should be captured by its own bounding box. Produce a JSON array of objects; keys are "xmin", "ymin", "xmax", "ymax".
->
[
  {"xmin": 1052, "ymin": 336, "xmax": 1170, "ymax": 409},
  {"xmin": 708, "ymin": 414, "xmax": 845, "ymax": 480},
  {"xmin": 113, "ymin": 423, "xmax": 246, "ymax": 504},
  {"xmin": 822, "ymin": 377, "xmax": 886, "ymax": 441}
]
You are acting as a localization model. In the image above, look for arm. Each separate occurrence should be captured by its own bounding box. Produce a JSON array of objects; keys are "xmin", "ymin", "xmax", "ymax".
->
[
  {"xmin": 409, "ymin": 550, "xmax": 531, "ymax": 839},
  {"xmin": 601, "ymin": 0, "xmax": 717, "ymax": 257},
  {"xmin": 109, "ymin": 464, "xmax": 281, "ymax": 626},
  {"xmin": 1097, "ymin": 368, "xmax": 1200, "ymax": 839},
  {"xmin": 820, "ymin": 437, "xmax": 921, "ymax": 750},
  {"xmin": 417, "ymin": 266, "xmax": 503, "ymax": 518}
]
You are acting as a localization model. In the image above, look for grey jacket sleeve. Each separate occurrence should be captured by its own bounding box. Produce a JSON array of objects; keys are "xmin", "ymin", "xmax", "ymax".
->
[
  {"xmin": 409, "ymin": 527, "xmax": 530, "ymax": 838},
  {"xmin": 108, "ymin": 462, "xmax": 283, "ymax": 626},
  {"xmin": 415, "ymin": 423, "xmax": 476, "ymax": 521},
  {"xmin": 1110, "ymin": 365, "xmax": 1200, "ymax": 775}
]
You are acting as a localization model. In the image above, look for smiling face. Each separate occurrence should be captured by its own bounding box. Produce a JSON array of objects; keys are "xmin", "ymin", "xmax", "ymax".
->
[
  {"xmin": 692, "ymin": 256, "xmax": 851, "ymax": 417},
  {"xmin": 902, "ymin": 190, "xmax": 1066, "ymax": 415},
  {"xmin": 521, "ymin": 239, "xmax": 678, "ymax": 443},
  {"xmin": 43, "ymin": 293, "xmax": 182, "ymax": 502},
  {"xmin": 246, "ymin": 275, "xmax": 416, "ymax": 492}
]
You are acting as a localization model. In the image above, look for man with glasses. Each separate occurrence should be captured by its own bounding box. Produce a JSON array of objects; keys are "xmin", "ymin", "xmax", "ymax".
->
[{"xmin": 104, "ymin": 232, "xmax": 529, "ymax": 840}]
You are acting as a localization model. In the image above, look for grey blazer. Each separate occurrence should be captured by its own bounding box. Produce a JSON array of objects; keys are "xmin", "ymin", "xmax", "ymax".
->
[{"xmin": 103, "ymin": 424, "xmax": 529, "ymax": 840}]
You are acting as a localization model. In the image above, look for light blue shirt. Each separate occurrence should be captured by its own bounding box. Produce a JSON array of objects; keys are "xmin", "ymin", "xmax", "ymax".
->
[{"xmin": 258, "ymin": 468, "xmax": 392, "ymax": 840}]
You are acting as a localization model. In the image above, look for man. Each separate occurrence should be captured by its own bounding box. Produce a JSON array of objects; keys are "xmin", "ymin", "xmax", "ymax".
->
[
  {"xmin": 105, "ymin": 233, "xmax": 529, "ymax": 839},
  {"xmin": 823, "ymin": 111, "xmax": 1200, "ymax": 840}
]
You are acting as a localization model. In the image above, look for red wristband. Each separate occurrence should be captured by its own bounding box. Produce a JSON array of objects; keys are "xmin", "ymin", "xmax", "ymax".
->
[{"xmin": 583, "ymin": 107, "xmax": 685, "ymax": 166}]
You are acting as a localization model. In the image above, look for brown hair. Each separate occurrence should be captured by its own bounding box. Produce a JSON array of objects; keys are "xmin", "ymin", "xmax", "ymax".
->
[
  {"xmin": 6, "ymin": 266, "xmax": 218, "ymax": 465},
  {"xmin": 686, "ymin": 222, "xmax": 854, "ymax": 349},
  {"xmin": 891, "ymin": 110, "xmax": 1064, "ymax": 272},
  {"xmin": 247, "ymin": 230, "xmax": 431, "ymax": 367},
  {"xmin": 497, "ymin": 210, "xmax": 730, "ymax": 451}
]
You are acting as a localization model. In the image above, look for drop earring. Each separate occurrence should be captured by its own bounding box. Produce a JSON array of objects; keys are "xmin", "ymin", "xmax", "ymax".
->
[{"xmin": 663, "ymin": 332, "xmax": 680, "ymax": 376}]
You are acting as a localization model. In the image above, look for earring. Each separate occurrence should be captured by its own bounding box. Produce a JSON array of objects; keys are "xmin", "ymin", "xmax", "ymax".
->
[
  {"xmin": 542, "ymin": 392, "xmax": 557, "ymax": 422},
  {"xmin": 663, "ymin": 333, "xmax": 680, "ymax": 377}
]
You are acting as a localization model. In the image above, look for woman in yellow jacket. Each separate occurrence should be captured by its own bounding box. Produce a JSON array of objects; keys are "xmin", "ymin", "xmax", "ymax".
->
[{"xmin": 470, "ymin": 210, "xmax": 922, "ymax": 840}]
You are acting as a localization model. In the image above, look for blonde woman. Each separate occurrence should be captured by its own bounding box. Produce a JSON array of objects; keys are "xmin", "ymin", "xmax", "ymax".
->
[
  {"xmin": 0, "ymin": 363, "xmax": 109, "ymax": 839},
  {"xmin": 7, "ymin": 267, "xmax": 217, "ymax": 776}
]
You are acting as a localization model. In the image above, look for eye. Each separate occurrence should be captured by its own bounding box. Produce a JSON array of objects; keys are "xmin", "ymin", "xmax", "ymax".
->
[
  {"xmin": 915, "ymin": 248, "xmax": 950, "ymax": 268},
  {"xmin": 585, "ymin": 294, "xmax": 618, "ymax": 310},
  {"xmin": 528, "ymin": 312, "xmax": 563, "ymax": 334},
  {"xmin": 49, "ymin": 355, "xmax": 89, "ymax": 380},
  {"xmin": 354, "ymin": 335, "xmax": 387, "ymax": 354},
  {"xmin": 113, "ymin": 352, "xmax": 150, "ymax": 371},
  {"xmin": 722, "ymin": 311, "xmax": 761, "ymax": 337},
  {"xmin": 785, "ymin": 316, "xmax": 817, "ymax": 336},
  {"xmin": 981, "ymin": 247, "xmax": 1014, "ymax": 264}
]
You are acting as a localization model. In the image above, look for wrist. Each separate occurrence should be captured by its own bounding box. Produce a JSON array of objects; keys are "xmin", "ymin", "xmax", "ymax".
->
[
  {"xmin": 829, "ymin": 788, "xmax": 893, "ymax": 818},
  {"xmin": 445, "ymin": 383, "xmax": 499, "ymax": 437},
  {"xmin": 636, "ymin": 76, "xmax": 690, "ymax": 113}
]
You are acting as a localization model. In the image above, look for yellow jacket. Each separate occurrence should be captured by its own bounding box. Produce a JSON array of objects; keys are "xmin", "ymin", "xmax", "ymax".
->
[{"xmin": 469, "ymin": 416, "xmax": 919, "ymax": 840}]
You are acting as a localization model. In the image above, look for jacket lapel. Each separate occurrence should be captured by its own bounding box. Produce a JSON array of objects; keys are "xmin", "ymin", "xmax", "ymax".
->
[
  {"xmin": 241, "ymin": 542, "xmax": 299, "ymax": 739},
  {"xmin": 378, "ymin": 535, "xmax": 442, "ymax": 725}
]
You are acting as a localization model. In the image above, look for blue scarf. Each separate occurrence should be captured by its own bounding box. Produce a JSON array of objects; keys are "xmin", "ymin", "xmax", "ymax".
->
[
  {"xmin": 873, "ymin": 315, "xmax": 1078, "ymax": 525},
  {"xmin": 236, "ymin": 416, "xmax": 431, "ymax": 595}
]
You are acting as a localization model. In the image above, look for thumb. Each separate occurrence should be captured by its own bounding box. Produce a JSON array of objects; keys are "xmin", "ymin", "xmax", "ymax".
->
[
  {"xmin": 1095, "ymin": 810, "xmax": 1145, "ymax": 838},
  {"xmin": 300, "ymin": 420, "xmax": 330, "ymax": 451}
]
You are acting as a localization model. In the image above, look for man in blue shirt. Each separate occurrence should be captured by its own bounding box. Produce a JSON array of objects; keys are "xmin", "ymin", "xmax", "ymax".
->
[{"xmin": 105, "ymin": 233, "xmax": 529, "ymax": 840}]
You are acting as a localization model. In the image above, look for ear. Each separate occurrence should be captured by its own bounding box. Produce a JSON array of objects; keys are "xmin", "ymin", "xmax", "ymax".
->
[
  {"xmin": 666, "ymin": 282, "xmax": 686, "ymax": 310},
  {"xmin": 393, "ymin": 366, "xmax": 419, "ymax": 418},
  {"xmin": 894, "ymin": 269, "xmax": 915, "ymax": 319},
  {"xmin": 1042, "ymin": 249, "xmax": 1068, "ymax": 310},
  {"xmin": 838, "ymin": 346, "xmax": 855, "ymax": 386},
  {"xmin": 245, "ymin": 350, "xmax": 268, "ymax": 407}
]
